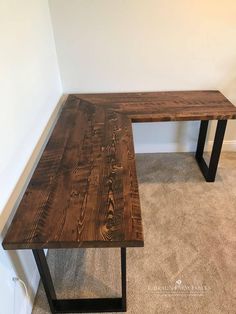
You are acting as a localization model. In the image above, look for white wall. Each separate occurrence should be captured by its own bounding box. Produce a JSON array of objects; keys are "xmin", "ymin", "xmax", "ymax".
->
[
  {"xmin": 49, "ymin": 0, "xmax": 236, "ymax": 152},
  {"xmin": 0, "ymin": 1, "xmax": 62, "ymax": 313}
]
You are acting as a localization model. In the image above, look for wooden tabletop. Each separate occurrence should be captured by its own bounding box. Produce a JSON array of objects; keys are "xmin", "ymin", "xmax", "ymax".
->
[
  {"xmin": 3, "ymin": 91, "xmax": 236, "ymax": 250},
  {"xmin": 73, "ymin": 90, "xmax": 236, "ymax": 121}
]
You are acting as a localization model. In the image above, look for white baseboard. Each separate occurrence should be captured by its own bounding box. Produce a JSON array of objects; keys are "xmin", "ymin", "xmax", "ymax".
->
[
  {"xmin": 20, "ymin": 269, "xmax": 40, "ymax": 314},
  {"xmin": 206, "ymin": 140, "xmax": 236, "ymax": 151},
  {"xmin": 134, "ymin": 140, "xmax": 236, "ymax": 154}
]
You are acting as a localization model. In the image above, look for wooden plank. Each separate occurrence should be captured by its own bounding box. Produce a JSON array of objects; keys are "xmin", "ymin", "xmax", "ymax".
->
[{"xmin": 95, "ymin": 110, "xmax": 143, "ymax": 245}]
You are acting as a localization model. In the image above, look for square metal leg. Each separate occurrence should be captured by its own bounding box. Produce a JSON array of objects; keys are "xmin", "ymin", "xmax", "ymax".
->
[
  {"xmin": 33, "ymin": 248, "xmax": 127, "ymax": 313},
  {"xmin": 195, "ymin": 120, "xmax": 227, "ymax": 182}
]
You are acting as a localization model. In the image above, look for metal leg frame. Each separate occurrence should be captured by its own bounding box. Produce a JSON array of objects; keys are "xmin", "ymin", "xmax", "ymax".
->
[
  {"xmin": 33, "ymin": 248, "xmax": 127, "ymax": 313},
  {"xmin": 195, "ymin": 120, "xmax": 227, "ymax": 182}
]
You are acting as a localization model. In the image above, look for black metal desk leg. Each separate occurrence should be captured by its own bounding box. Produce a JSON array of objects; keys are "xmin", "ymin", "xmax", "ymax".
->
[
  {"xmin": 33, "ymin": 249, "xmax": 57, "ymax": 313},
  {"xmin": 121, "ymin": 248, "xmax": 127, "ymax": 311},
  {"xmin": 195, "ymin": 120, "xmax": 227, "ymax": 182},
  {"xmin": 196, "ymin": 120, "xmax": 209, "ymax": 160},
  {"xmin": 33, "ymin": 248, "xmax": 127, "ymax": 313}
]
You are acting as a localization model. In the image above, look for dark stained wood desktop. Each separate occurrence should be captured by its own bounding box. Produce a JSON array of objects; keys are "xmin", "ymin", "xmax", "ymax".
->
[
  {"xmin": 74, "ymin": 90, "xmax": 236, "ymax": 121},
  {"xmin": 3, "ymin": 91, "xmax": 236, "ymax": 250}
]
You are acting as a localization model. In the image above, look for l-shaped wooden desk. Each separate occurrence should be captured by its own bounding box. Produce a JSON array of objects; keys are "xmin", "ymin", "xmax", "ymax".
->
[{"xmin": 3, "ymin": 91, "xmax": 236, "ymax": 313}]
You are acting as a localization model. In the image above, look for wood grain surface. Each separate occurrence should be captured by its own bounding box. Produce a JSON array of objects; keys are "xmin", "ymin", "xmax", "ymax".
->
[
  {"xmin": 3, "ymin": 91, "xmax": 236, "ymax": 250},
  {"xmin": 74, "ymin": 90, "xmax": 236, "ymax": 121}
]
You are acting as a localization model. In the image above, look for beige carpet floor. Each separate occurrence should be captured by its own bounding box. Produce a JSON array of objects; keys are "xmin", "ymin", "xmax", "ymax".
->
[{"xmin": 32, "ymin": 152, "xmax": 236, "ymax": 314}]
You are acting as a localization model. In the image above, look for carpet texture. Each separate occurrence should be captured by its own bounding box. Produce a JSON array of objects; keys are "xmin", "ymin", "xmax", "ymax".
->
[{"xmin": 32, "ymin": 152, "xmax": 236, "ymax": 314}]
